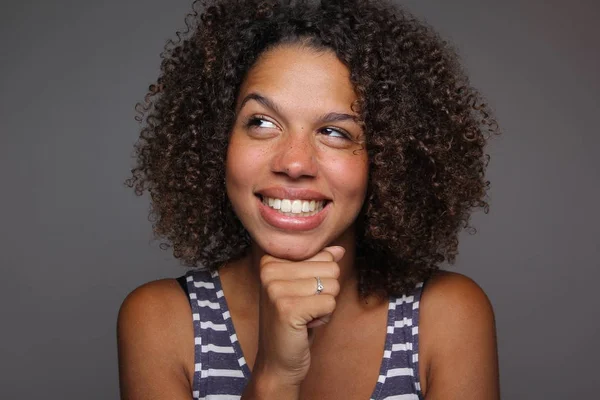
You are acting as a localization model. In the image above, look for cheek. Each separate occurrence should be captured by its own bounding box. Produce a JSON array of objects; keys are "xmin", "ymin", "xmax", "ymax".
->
[
  {"xmin": 325, "ymin": 153, "xmax": 369, "ymax": 199},
  {"xmin": 226, "ymin": 136, "xmax": 267, "ymax": 192}
]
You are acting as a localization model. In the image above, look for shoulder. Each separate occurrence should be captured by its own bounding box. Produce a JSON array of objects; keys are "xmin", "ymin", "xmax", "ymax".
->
[
  {"xmin": 118, "ymin": 278, "xmax": 191, "ymax": 331},
  {"xmin": 419, "ymin": 270, "xmax": 496, "ymax": 345},
  {"xmin": 418, "ymin": 271, "xmax": 499, "ymax": 398},
  {"xmin": 117, "ymin": 278, "xmax": 195, "ymax": 397},
  {"xmin": 420, "ymin": 271, "xmax": 494, "ymax": 320}
]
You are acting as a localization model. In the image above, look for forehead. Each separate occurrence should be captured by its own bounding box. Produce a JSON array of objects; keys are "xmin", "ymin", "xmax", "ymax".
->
[{"xmin": 236, "ymin": 45, "xmax": 357, "ymax": 113}]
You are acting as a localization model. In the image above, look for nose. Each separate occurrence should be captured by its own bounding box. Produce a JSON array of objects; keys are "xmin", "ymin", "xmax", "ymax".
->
[{"xmin": 270, "ymin": 132, "xmax": 318, "ymax": 179}]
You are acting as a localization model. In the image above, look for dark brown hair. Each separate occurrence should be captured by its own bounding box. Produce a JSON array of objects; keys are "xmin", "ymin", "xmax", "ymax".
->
[{"xmin": 128, "ymin": 0, "xmax": 499, "ymax": 297}]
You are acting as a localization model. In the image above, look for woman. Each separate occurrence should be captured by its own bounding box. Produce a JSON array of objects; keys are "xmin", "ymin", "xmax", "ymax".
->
[{"xmin": 118, "ymin": 0, "xmax": 500, "ymax": 399}]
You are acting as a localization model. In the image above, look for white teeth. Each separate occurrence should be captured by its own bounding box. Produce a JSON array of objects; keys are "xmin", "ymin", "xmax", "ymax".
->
[
  {"xmin": 291, "ymin": 200, "xmax": 302, "ymax": 213},
  {"xmin": 301, "ymin": 201, "xmax": 310, "ymax": 213},
  {"xmin": 261, "ymin": 196, "xmax": 326, "ymax": 216},
  {"xmin": 280, "ymin": 199, "xmax": 292, "ymax": 213},
  {"xmin": 273, "ymin": 199, "xmax": 281, "ymax": 210}
]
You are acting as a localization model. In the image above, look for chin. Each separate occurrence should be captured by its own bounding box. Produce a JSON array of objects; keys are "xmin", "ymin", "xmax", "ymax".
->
[{"xmin": 255, "ymin": 236, "xmax": 329, "ymax": 261}]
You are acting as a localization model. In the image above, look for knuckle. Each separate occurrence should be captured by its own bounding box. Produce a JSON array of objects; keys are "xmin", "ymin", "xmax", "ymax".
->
[
  {"xmin": 259, "ymin": 255, "xmax": 274, "ymax": 268},
  {"xmin": 260, "ymin": 264, "xmax": 275, "ymax": 283},
  {"xmin": 329, "ymin": 279, "xmax": 341, "ymax": 296},
  {"xmin": 330, "ymin": 264, "xmax": 340, "ymax": 279},
  {"xmin": 265, "ymin": 280, "xmax": 282, "ymax": 299},
  {"xmin": 323, "ymin": 295, "xmax": 336, "ymax": 312},
  {"xmin": 275, "ymin": 297, "xmax": 294, "ymax": 317}
]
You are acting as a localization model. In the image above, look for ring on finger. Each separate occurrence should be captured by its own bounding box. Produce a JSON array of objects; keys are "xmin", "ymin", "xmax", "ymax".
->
[{"xmin": 315, "ymin": 276, "xmax": 324, "ymax": 295}]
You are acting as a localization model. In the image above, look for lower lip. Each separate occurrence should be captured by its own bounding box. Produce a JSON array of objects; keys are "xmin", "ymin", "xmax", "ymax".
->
[{"xmin": 257, "ymin": 197, "xmax": 331, "ymax": 231}]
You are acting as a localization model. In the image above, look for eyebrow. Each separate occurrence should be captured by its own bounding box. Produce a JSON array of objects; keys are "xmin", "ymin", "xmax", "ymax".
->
[{"xmin": 237, "ymin": 92, "xmax": 360, "ymax": 124}]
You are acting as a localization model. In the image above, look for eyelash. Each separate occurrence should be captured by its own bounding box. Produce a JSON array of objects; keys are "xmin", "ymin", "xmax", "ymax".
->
[
  {"xmin": 244, "ymin": 115, "xmax": 352, "ymax": 140},
  {"xmin": 244, "ymin": 115, "xmax": 275, "ymax": 129}
]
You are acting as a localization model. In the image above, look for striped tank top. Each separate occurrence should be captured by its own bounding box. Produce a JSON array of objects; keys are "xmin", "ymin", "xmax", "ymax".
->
[{"xmin": 182, "ymin": 269, "xmax": 424, "ymax": 400}]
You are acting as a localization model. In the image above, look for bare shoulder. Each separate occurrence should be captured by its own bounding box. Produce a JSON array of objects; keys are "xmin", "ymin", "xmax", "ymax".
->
[
  {"xmin": 118, "ymin": 278, "xmax": 192, "ymax": 337},
  {"xmin": 120, "ymin": 277, "xmax": 189, "ymax": 307},
  {"xmin": 117, "ymin": 278, "xmax": 195, "ymax": 399},
  {"xmin": 419, "ymin": 271, "xmax": 499, "ymax": 399},
  {"xmin": 421, "ymin": 270, "xmax": 495, "ymax": 321}
]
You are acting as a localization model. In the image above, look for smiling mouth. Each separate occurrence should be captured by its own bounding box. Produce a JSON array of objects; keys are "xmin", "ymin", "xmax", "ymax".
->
[{"xmin": 257, "ymin": 195, "xmax": 330, "ymax": 217}]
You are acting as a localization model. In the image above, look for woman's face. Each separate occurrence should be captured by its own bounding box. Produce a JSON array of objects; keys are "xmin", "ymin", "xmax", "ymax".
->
[{"xmin": 226, "ymin": 45, "xmax": 368, "ymax": 261}]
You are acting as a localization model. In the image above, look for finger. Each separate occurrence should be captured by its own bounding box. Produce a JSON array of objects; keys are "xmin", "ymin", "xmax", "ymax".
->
[
  {"xmin": 260, "ymin": 261, "xmax": 340, "ymax": 283},
  {"xmin": 279, "ymin": 294, "xmax": 337, "ymax": 330},
  {"xmin": 305, "ymin": 246, "xmax": 345, "ymax": 263},
  {"xmin": 265, "ymin": 278, "xmax": 340, "ymax": 299},
  {"xmin": 260, "ymin": 246, "xmax": 345, "ymax": 265},
  {"xmin": 307, "ymin": 314, "xmax": 332, "ymax": 329},
  {"xmin": 324, "ymin": 246, "xmax": 345, "ymax": 263}
]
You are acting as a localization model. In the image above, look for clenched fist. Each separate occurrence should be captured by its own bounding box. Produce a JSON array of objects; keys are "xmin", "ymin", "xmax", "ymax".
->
[{"xmin": 246, "ymin": 246, "xmax": 345, "ymax": 397}]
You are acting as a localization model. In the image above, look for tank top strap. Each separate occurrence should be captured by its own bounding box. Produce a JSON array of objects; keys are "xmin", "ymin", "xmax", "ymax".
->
[
  {"xmin": 183, "ymin": 269, "xmax": 215, "ymax": 399},
  {"xmin": 183, "ymin": 269, "xmax": 247, "ymax": 399},
  {"xmin": 377, "ymin": 281, "xmax": 425, "ymax": 400}
]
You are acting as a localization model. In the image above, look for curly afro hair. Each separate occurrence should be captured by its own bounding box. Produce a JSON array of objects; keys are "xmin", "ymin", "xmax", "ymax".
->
[{"xmin": 127, "ymin": 0, "xmax": 499, "ymax": 297}]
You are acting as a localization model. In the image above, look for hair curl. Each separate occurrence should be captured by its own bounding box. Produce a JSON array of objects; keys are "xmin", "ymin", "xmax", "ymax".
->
[{"xmin": 127, "ymin": 0, "xmax": 499, "ymax": 297}]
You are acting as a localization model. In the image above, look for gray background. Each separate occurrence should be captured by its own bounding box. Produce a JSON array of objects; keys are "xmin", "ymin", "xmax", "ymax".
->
[{"xmin": 1, "ymin": 0, "xmax": 598, "ymax": 398}]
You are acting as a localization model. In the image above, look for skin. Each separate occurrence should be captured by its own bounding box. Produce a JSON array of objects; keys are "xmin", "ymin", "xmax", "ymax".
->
[
  {"xmin": 226, "ymin": 44, "xmax": 369, "ymax": 264},
  {"xmin": 117, "ymin": 45, "xmax": 499, "ymax": 400},
  {"xmin": 225, "ymin": 44, "xmax": 369, "ymax": 305}
]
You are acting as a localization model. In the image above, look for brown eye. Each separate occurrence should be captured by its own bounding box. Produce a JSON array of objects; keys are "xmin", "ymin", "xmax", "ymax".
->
[
  {"xmin": 320, "ymin": 127, "xmax": 350, "ymax": 139},
  {"xmin": 246, "ymin": 116, "xmax": 277, "ymax": 129}
]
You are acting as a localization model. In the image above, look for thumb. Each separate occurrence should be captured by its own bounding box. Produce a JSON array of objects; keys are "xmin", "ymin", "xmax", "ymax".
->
[{"xmin": 323, "ymin": 246, "xmax": 345, "ymax": 263}]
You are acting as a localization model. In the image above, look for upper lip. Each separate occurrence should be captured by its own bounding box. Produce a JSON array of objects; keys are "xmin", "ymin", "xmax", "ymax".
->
[{"xmin": 256, "ymin": 187, "xmax": 331, "ymax": 201}]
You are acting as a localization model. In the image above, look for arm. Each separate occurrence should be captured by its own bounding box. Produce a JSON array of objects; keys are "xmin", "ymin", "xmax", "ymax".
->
[
  {"xmin": 419, "ymin": 272, "xmax": 500, "ymax": 400},
  {"xmin": 117, "ymin": 279, "xmax": 195, "ymax": 400},
  {"xmin": 241, "ymin": 371, "xmax": 301, "ymax": 400},
  {"xmin": 241, "ymin": 246, "xmax": 345, "ymax": 400}
]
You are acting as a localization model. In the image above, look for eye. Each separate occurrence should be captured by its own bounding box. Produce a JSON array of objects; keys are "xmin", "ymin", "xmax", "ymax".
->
[
  {"xmin": 320, "ymin": 127, "xmax": 350, "ymax": 140},
  {"xmin": 245, "ymin": 116, "xmax": 277, "ymax": 129}
]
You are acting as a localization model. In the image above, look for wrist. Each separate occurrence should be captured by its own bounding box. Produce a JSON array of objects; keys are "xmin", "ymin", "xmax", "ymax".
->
[{"xmin": 242, "ymin": 366, "xmax": 301, "ymax": 400}]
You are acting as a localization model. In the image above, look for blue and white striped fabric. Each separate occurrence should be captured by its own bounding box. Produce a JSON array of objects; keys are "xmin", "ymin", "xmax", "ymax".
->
[{"xmin": 184, "ymin": 269, "xmax": 424, "ymax": 400}]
